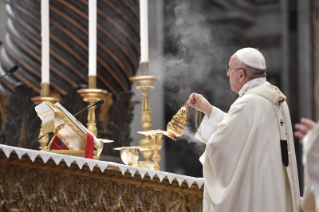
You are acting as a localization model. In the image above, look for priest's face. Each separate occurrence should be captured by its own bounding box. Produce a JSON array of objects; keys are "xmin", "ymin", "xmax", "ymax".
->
[{"xmin": 227, "ymin": 55, "xmax": 243, "ymax": 93}]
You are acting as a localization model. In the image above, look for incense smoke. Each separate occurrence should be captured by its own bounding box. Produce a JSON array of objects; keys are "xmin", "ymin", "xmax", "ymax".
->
[
  {"xmin": 163, "ymin": 0, "xmax": 237, "ymax": 112},
  {"xmin": 161, "ymin": 0, "xmax": 238, "ymax": 162}
]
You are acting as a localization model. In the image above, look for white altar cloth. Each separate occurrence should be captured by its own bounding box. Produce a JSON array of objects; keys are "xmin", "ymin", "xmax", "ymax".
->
[{"xmin": 0, "ymin": 144, "xmax": 204, "ymax": 189}]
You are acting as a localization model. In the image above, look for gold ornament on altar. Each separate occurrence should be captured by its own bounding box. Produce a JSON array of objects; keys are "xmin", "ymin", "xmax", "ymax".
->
[
  {"xmin": 114, "ymin": 146, "xmax": 151, "ymax": 166},
  {"xmin": 35, "ymin": 101, "xmax": 113, "ymax": 159},
  {"xmin": 137, "ymin": 130, "xmax": 171, "ymax": 171},
  {"xmin": 31, "ymin": 83, "xmax": 61, "ymax": 150},
  {"xmin": 115, "ymin": 102, "xmax": 190, "ymax": 170}
]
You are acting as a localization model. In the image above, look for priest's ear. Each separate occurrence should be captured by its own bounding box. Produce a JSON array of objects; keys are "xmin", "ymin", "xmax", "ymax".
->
[{"xmin": 239, "ymin": 69, "xmax": 246, "ymax": 82}]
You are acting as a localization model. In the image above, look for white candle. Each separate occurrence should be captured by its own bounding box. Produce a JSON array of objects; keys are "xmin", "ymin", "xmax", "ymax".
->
[
  {"xmin": 41, "ymin": 0, "xmax": 50, "ymax": 83},
  {"xmin": 88, "ymin": 0, "xmax": 97, "ymax": 76},
  {"xmin": 140, "ymin": 0, "xmax": 148, "ymax": 62}
]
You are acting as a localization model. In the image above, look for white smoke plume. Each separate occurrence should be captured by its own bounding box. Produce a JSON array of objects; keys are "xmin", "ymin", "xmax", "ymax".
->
[{"xmin": 162, "ymin": 0, "xmax": 238, "ymax": 158}]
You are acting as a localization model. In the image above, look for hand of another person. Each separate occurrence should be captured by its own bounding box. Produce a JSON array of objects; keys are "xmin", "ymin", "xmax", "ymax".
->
[
  {"xmin": 188, "ymin": 92, "xmax": 213, "ymax": 117},
  {"xmin": 294, "ymin": 118, "xmax": 317, "ymax": 143}
]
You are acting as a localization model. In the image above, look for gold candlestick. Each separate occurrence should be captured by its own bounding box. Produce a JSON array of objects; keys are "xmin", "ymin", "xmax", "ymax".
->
[
  {"xmin": 130, "ymin": 65, "xmax": 160, "ymax": 162},
  {"xmin": 31, "ymin": 83, "xmax": 61, "ymax": 150},
  {"xmin": 77, "ymin": 75, "xmax": 108, "ymax": 137}
]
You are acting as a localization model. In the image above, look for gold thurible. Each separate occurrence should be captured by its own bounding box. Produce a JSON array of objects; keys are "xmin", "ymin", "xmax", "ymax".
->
[
  {"xmin": 166, "ymin": 102, "xmax": 189, "ymax": 140},
  {"xmin": 31, "ymin": 83, "xmax": 61, "ymax": 150}
]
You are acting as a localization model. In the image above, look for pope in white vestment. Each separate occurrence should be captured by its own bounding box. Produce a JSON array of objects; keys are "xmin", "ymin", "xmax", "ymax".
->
[{"xmin": 189, "ymin": 48, "xmax": 300, "ymax": 212}]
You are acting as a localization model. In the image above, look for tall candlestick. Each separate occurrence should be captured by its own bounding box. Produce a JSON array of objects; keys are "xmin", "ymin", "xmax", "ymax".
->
[
  {"xmin": 41, "ymin": 0, "xmax": 50, "ymax": 83},
  {"xmin": 89, "ymin": 0, "xmax": 97, "ymax": 76},
  {"xmin": 140, "ymin": 0, "xmax": 149, "ymax": 63}
]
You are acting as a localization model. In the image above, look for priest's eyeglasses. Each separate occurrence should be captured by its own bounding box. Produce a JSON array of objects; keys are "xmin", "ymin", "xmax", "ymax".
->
[{"xmin": 225, "ymin": 65, "xmax": 243, "ymax": 73}]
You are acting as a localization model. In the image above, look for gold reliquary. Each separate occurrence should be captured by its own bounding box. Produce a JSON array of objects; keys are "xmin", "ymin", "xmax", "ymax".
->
[{"xmin": 35, "ymin": 101, "xmax": 112, "ymax": 159}]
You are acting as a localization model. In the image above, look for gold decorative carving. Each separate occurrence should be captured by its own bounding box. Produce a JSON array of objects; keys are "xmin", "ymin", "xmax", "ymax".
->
[
  {"xmin": 0, "ymin": 96, "xmax": 8, "ymax": 130},
  {"xmin": 0, "ymin": 151, "xmax": 203, "ymax": 211}
]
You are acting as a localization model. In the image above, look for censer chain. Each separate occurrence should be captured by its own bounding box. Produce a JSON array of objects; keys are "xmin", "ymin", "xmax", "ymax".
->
[{"xmin": 195, "ymin": 95, "xmax": 208, "ymax": 143}]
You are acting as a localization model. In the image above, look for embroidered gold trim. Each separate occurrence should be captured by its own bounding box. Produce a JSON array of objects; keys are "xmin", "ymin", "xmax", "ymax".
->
[
  {"xmin": 41, "ymin": 120, "xmax": 56, "ymax": 134},
  {"xmin": 38, "ymin": 110, "xmax": 54, "ymax": 118},
  {"xmin": 45, "ymin": 102, "xmax": 88, "ymax": 150}
]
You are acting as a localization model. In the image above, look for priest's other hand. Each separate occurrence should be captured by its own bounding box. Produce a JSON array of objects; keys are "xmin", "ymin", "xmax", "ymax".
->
[
  {"xmin": 294, "ymin": 118, "xmax": 317, "ymax": 143},
  {"xmin": 188, "ymin": 93, "xmax": 213, "ymax": 117}
]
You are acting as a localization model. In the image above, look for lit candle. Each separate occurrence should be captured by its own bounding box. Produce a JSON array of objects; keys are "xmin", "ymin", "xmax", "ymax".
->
[
  {"xmin": 88, "ymin": 0, "xmax": 97, "ymax": 76},
  {"xmin": 41, "ymin": 0, "xmax": 50, "ymax": 83},
  {"xmin": 140, "ymin": 0, "xmax": 149, "ymax": 64}
]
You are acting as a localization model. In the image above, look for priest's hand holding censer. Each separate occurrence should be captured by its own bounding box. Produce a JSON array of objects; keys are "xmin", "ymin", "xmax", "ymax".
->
[
  {"xmin": 188, "ymin": 93, "xmax": 213, "ymax": 143},
  {"xmin": 188, "ymin": 93, "xmax": 213, "ymax": 117}
]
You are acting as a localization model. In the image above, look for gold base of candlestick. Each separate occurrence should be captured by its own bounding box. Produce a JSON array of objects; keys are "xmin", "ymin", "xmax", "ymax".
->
[
  {"xmin": 31, "ymin": 83, "xmax": 61, "ymax": 150},
  {"xmin": 77, "ymin": 88, "xmax": 108, "ymax": 137},
  {"xmin": 31, "ymin": 96, "xmax": 60, "ymax": 105}
]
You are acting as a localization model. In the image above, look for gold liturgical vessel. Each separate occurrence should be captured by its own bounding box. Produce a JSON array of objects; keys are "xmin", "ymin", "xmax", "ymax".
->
[
  {"xmin": 138, "ymin": 130, "xmax": 170, "ymax": 170},
  {"xmin": 166, "ymin": 102, "xmax": 189, "ymax": 140}
]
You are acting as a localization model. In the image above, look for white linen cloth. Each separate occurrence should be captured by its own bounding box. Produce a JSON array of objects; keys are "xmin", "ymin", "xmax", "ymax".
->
[{"xmin": 196, "ymin": 79, "xmax": 300, "ymax": 212}]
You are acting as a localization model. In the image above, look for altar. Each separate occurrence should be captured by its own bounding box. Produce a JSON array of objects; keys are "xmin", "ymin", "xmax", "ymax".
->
[{"xmin": 0, "ymin": 144, "xmax": 203, "ymax": 211}]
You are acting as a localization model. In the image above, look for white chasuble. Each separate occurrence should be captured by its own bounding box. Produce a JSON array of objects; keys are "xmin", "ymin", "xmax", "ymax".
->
[{"xmin": 196, "ymin": 81, "xmax": 300, "ymax": 212}]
